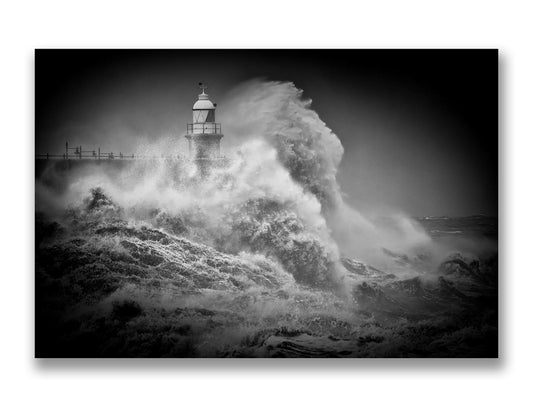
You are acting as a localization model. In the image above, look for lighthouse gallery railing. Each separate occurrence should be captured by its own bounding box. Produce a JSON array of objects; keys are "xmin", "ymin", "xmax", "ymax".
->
[{"xmin": 186, "ymin": 122, "xmax": 222, "ymax": 135}]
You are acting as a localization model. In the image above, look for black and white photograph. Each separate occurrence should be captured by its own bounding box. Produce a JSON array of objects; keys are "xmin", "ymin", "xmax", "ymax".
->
[
  {"xmin": 6, "ymin": 1, "xmax": 533, "ymax": 406},
  {"xmin": 35, "ymin": 49, "xmax": 498, "ymax": 358}
]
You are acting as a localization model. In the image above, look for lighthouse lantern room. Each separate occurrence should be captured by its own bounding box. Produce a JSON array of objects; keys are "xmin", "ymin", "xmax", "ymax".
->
[{"xmin": 185, "ymin": 83, "xmax": 223, "ymax": 159}]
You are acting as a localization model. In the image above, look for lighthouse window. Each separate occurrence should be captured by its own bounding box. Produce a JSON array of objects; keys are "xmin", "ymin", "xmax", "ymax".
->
[{"xmin": 194, "ymin": 110, "xmax": 209, "ymax": 123}]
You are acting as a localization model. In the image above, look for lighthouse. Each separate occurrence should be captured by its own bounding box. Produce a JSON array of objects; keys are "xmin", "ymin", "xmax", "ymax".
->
[{"xmin": 185, "ymin": 83, "xmax": 224, "ymax": 160}]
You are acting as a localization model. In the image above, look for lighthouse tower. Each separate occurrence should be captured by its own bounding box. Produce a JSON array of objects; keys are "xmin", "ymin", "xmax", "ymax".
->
[{"xmin": 185, "ymin": 83, "xmax": 223, "ymax": 160}]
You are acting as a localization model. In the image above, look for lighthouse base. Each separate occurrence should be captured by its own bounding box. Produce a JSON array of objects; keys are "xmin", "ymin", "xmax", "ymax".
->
[{"xmin": 185, "ymin": 133, "xmax": 224, "ymax": 160}]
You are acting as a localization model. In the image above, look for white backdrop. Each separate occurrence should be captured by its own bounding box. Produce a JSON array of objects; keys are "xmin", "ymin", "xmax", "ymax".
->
[{"xmin": 0, "ymin": 1, "xmax": 529, "ymax": 406}]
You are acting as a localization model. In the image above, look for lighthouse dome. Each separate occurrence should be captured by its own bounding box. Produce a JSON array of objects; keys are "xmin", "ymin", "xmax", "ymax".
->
[
  {"xmin": 193, "ymin": 90, "xmax": 215, "ymax": 110},
  {"xmin": 193, "ymin": 99, "xmax": 215, "ymax": 110}
]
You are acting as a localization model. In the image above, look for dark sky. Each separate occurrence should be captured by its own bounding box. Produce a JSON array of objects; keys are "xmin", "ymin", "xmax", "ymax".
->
[{"xmin": 35, "ymin": 49, "xmax": 498, "ymax": 216}]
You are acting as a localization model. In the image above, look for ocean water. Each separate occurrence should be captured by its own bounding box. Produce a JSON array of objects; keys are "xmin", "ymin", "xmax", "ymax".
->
[
  {"xmin": 34, "ymin": 198, "xmax": 498, "ymax": 357},
  {"xmin": 35, "ymin": 81, "xmax": 497, "ymax": 357},
  {"xmin": 418, "ymin": 215, "xmax": 497, "ymax": 240}
]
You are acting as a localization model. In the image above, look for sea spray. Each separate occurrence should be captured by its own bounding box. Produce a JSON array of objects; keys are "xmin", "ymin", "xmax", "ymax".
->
[{"xmin": 219, "ymin": 79, "xmax": 436, "ymax": 269}]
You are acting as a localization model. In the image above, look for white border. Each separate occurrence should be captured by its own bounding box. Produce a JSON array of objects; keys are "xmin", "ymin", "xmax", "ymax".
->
[{"xmin": 0, "ymin": 1, "xmax": 531, "ymax": 406}]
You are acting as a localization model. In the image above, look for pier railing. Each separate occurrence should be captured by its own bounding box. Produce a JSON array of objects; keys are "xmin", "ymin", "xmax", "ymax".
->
[
  {"xmin": 35, "ymin": 142, "xmax": 232, "ymax": 161},
  {"xmin": 35, "ymin": 143, "xmax": 187, "ymax": 160}
]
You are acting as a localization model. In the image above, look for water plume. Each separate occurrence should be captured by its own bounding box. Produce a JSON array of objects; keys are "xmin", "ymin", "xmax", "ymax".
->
[{"xmin": 219, "ymin": 79, "xmax": 438, "ymax": 269}]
